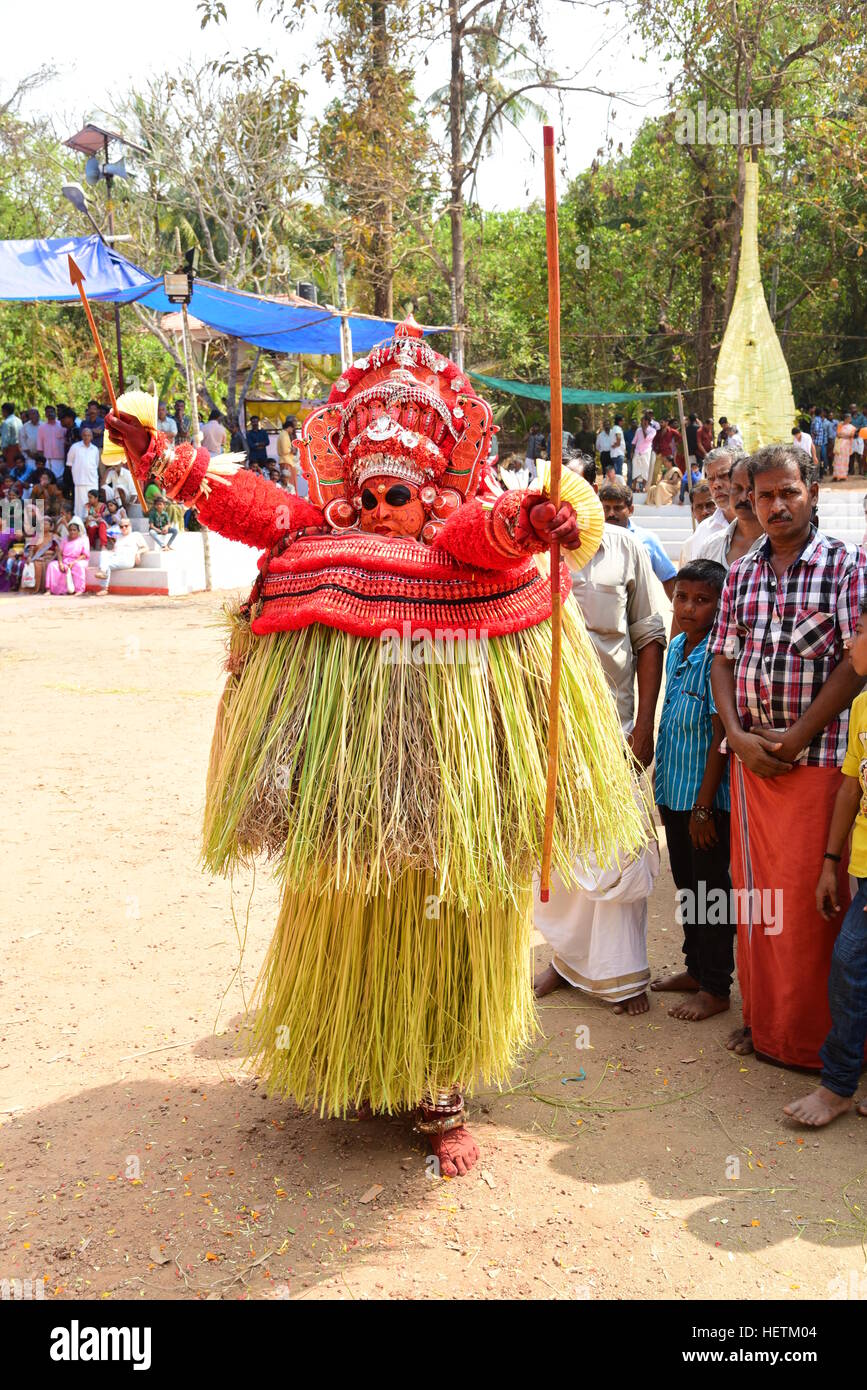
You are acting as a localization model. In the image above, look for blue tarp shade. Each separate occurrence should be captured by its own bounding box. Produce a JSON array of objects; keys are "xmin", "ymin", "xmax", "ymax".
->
[
  {"xmin": 468, "ymin": 370, "xmax": 676, "ymax": 404},
  {"xmin": 112, "ymin": 275, "xmax": 423, "ymax": 355},
  {"xmin": 0, "ymin": 235, "xmax": 152, "ymax": 300},
  {"xmin": 0, "ymin": 235, "xmax": 429, "ymax": 355}
]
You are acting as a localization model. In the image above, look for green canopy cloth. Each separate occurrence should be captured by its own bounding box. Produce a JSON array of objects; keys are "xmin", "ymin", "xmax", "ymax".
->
[{"xmin": 467, "ymin": 371, "xmax": 676, "ymax": 405}]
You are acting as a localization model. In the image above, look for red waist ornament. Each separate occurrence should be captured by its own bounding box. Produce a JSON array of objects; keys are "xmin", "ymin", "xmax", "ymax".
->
[{"xmin": 251, "ymin": 531, "xmax": 571, "ymax": 639}]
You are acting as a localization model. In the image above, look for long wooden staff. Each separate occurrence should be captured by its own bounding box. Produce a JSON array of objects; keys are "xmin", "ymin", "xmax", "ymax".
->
[
  {"xmin": 539, "ymin": 124, "xmax": 563, "ymax": 903},
  {"xmin": 67, "ymin": 255, "xmax": 147, "ymax": 510}
]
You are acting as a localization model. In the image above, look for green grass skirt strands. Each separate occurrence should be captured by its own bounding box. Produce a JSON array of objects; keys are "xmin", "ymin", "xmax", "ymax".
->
[
  {"xmin": 203, "ymin": 599, "xmax": 647, "ymax": 1115},
  {"xmin": 204, "ymin": 599, "xmax": 645, "ymax": 911},
  {"xmin": 252, "ymin": 872, "xmax": 536, "ymax": 1116}
]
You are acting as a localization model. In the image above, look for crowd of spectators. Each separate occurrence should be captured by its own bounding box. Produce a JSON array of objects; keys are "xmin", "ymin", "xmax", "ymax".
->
[
  {"xmin": 522, "ymin": 403, "xmax": 867, "ymax": 499},
  {"xmin": 0, "ymin": 396, "xmax": 306, "ymax": 594},
  {"xmin": 530, "ymin": 437, "xmax": 867, "ymax": 1128}
]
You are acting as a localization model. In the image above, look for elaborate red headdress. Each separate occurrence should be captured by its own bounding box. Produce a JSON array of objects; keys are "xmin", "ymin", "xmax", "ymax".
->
[{"xmin": 295, "ymin": 315, "xmax": 493, "ymax": 542}]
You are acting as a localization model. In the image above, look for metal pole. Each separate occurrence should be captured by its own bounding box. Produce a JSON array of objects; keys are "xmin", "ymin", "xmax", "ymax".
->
[
  {"xmin": 103, "ymin": 137, "xmax": 125, "ymax": 391},
  {"xmin": 334, "ymin": 242, "xmax": 353, "ymax": 370},
  {"xmin": 180, "ymin": 299, "xmax": 210, "ymax": 590}
]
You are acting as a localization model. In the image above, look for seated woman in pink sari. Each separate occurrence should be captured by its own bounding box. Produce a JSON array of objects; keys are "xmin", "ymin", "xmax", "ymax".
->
[
  {"xmin": 833, "ymin": 414, "xmax": 856, "ymax": 481},
  {"xmin": 45, "ymin": 521, "xmax": 90, "ymax": 595}
]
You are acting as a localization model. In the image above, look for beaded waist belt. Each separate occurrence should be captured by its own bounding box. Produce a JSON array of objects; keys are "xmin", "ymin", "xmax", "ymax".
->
[{"xmin": 249, "ymin": 533, "xmax": 570, "ymax": 639}]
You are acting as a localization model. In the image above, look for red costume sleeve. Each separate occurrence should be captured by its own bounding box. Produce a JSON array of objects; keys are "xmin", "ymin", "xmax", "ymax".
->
[
  {"xmin": 196, "ymin": 472, "xmax": 323, "ymax": 551},
  {"xmin": 138, "ymin": 432, "xmax": 323, "ymax": 550},
  {"xmin": 433, "ymin": 491, "xmax": 547, "ymax": 573}
]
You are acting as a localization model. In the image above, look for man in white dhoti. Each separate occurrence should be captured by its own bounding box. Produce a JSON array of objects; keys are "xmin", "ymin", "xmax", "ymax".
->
[{"xmin": 535, "ymin": 454, "xmax": 666, "ymax": 1014}]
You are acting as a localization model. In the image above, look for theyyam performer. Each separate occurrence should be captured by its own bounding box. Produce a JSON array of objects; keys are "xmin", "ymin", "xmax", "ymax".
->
[{"xmin": 105, "ymin": 316, "xmax": 645, "ymax": 1176}]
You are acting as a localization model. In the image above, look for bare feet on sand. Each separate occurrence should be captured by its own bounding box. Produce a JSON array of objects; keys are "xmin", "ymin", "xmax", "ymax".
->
[
  {"xmin": 783, "ymin": 1086, "xmax": 853, "ymax": 1127},
  {"xmin": 613, "ymin": 991, "xmax": 649, "ymax": 1016},
  {"xmin": 669, "ymin": 991, "xmax": 730, "ymax": 1022},
  {"xmin": 429, "ymin": 1124, "xmax": 480, "ymax": 1177},
  {"xmin": 651, "ymin": 970, "xmax": 700, "ymax": 994},
  {"xmin": 725, "ymin": 1024, "xmax": 754, "ymax": 1055},
  {"xmin": 534, "ymin": 965, "xmax": 568, "ymax": 999}
]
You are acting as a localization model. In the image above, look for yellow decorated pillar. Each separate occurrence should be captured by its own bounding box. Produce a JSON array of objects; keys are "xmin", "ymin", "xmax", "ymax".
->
[{"xmin": 713, "ymin": 158, "xmax": 796, "ymax": 452}]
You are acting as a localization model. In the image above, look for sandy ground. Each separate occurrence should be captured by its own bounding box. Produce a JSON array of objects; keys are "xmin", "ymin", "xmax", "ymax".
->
[{"xmin": 3, "ymin": 589, "xmax": 867, "ymax": 1304}]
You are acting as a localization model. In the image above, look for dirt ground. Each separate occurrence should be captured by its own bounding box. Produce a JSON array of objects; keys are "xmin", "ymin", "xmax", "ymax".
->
[{"xmin": 3, "ymin": 589, "xmax": 867, "ymax": 1303}]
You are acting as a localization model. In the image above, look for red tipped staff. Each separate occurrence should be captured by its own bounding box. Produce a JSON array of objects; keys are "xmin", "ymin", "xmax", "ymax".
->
[
  {"xmin": 539, "ymin": 124, "xmax": 563, "ymax": 903},
  {"xmin": 67, "ymin": 255, "xmax": 147, "ymax": 510}
]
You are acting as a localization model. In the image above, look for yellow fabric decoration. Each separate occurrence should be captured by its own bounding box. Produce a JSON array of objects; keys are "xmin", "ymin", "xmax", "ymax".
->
[
  {"xmin": 534, "ymin": 459, "xmax": 605, "ymax": 572},
  {"xmin": 713, "ymin": 159, "xmax": 796, "ymax": 453},
  {"xmin": 101, "ymin": 389, "xmax": 158, "ymax": 465}
]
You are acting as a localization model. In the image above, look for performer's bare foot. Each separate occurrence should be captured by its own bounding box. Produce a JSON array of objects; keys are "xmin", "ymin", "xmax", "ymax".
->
[
  {"xmin": 669, "ymin": 991, "xmax": 730, "ymax": 1021},
  {"xmin": 428, "ymin": 1124, "xmax": 480, "ymax": 1178},
  {"xmin": 783, "ymin": 1086, "xmax": 853, "ymax": 1127},
  {"xmin": 858, "ymin": 1100, "xmax": 867, "ymax": 1118},
  {"xmin": 534, "ymin": 964, "xmax": 568, "ymax": 998},
  {"xmin": 651, "ymin": 969, "xmax": 700, "ymax": 993},
  {"xmin": 725, "ymin": 1024, "xmax": 754, "ymax": 1055},
  {"xmin": 613, "ymin": 990, "xmax": 649, "ymax": 1016}
]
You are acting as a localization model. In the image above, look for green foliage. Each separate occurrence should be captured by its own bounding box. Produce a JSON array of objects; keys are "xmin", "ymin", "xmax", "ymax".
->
[{"xmin": 1, "ymin": 2, "xmax": 865, "ymax": 421}]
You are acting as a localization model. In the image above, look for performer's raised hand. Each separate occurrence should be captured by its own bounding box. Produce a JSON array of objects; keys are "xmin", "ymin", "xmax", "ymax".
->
[
  {"xmin": 104, "ymin": 411, "xmax": 153, "ymax": 470},
  {"xmin": 516, "ymin": 491, "xmax": 581, "ymax": 550}
]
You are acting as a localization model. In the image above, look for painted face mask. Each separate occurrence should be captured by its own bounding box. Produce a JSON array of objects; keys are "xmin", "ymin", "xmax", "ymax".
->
[{"xmin": 358, "ymin": 476, "xmax": 426, "ymax": 539}]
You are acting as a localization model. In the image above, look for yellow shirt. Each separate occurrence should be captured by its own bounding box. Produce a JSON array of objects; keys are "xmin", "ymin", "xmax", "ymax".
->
[
  {"xmin": 276, "ymin": 430, "xmax": 295, "ymax": 467},
  {"xmin": 841, "ymin": 691, "xmax": 867, "ymax": 877}
]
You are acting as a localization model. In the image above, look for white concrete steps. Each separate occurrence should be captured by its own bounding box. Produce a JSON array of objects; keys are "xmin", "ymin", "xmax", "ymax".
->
[{"xmin": 83, "ymin": 527, "xmax": 260, "ymax": 595}]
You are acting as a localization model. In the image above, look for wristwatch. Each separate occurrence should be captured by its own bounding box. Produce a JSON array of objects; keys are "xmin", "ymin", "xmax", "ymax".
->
[{"xmin": 691, "ymin": 804, "xmax": 713, "ymax": 822}]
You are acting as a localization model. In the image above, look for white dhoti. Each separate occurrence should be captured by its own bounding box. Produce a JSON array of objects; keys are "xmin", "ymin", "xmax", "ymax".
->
[
  {"xmin": 631, "ymin": 450, "xmax": 653, "ymax": 484},
  {"xmin": 74, "ymin": 485, "xmax": 92, "ymax": 519},
  {"xmin": 536, "ymin": 838, "xmax": 659, "ymax": 1003}
]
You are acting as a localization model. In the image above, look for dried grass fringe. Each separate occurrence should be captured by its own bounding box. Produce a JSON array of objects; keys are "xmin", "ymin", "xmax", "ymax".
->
[
  {"xmin": 252, "ymin": 871, "xmax": 536, "ymax": 1115},
  {"xmin": 203, "ymin": 599, "xmax": 646, "ymax": 915}
]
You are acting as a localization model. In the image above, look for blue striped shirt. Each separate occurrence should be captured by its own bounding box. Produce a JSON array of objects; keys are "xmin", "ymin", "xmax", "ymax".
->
[{"xmin": 655, "ymin": 632, "xmax": 730, "ymax": 812}]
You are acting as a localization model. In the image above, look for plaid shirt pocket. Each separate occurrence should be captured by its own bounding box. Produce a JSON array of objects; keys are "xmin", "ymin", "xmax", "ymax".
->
[{"xmin": 789, "ymin": 609, "xmax": 837, "ymax": 660}]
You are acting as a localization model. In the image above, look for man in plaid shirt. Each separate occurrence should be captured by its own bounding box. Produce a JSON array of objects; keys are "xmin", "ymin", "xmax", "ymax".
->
[{"xmin": 710, "ymin": 444, "xmax": 865, "ymax": 1071}]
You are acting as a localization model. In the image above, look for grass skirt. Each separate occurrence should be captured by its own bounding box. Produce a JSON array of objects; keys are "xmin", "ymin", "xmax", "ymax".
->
[{"xmin": 204, "ymin": 600, "xmax": 645, "ymax": 1115}]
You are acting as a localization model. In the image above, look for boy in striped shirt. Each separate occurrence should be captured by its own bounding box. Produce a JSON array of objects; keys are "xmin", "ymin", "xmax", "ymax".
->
[{"xmin": 651, "ymin": 559, "xmax": 733, "ymax": 1021}]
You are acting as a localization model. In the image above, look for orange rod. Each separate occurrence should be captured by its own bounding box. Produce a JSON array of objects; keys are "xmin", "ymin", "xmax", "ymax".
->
[{"xmin": 540, "ymin": 125, "xmax": 563, "ymax": 903}]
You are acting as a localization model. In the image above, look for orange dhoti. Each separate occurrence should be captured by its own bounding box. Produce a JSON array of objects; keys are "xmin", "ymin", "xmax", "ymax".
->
[{"xmin": 730, "ymin": 760, "xmax": 849, "ymax": 1069}]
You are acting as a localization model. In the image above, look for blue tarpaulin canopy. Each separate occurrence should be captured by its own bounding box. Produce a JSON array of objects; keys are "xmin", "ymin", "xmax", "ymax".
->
[
  {"xmin": 0, "ymin": 235, "xmax": 153, "ymax": 301},
  {"xmin": 112, "ymin": 273, "xmax": 427, "ymax": 355},
  {"xmin": 0, "ymin": 235, "xmax": 430, "ymax": 355}
]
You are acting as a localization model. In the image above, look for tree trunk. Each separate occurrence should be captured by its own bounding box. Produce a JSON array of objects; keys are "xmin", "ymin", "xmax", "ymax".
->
[
  {"xmin": 239, "ymin": 348, "xmax": 261, "ymax": 413},
  {"xmin": 721, "ymin": 143, "xmax": 747, "ymax": 326},
  {"xmin": 768, "ymin": 163, "xmax": 789, "ymax": 321},
  {"xmin": 369, "ymin": 1, "xmax": 394, "ymax": 319},
  {"xmin": 226, "ymin": 337, "xmax": 239, "ymax": 420},
  {"xmin": 694, "ymin": 154, "xmax": 719, "ymax": 420},
  {"xmin": 448, "ymin": 0, "xmax": 466, "ymax": 367}
]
